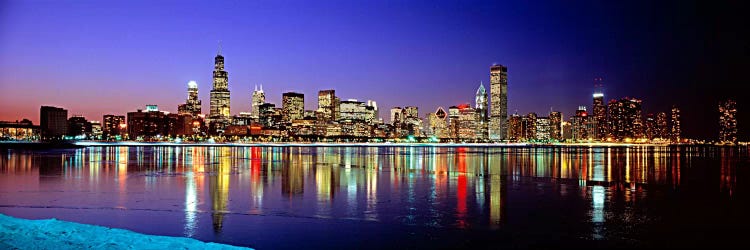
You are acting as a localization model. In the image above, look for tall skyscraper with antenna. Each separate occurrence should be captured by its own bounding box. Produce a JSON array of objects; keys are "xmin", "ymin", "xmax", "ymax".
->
[
  {"xmin": 592, "ymin": 77, "xmax": 608, "ymax": 140},
  {"xmin": 209, "ymin": 43, "xmax": 231, "ymax": 131}
]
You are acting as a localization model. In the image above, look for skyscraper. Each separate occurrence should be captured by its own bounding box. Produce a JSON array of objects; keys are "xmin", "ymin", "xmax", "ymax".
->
[
  {"xmin": 390, "ymin": 107, "xmax": 403, "ymax": 125},
  {"xmin": 282, "ymin": 92, "xmax": 304, "ymax": 122},
  {"xmin": 403, "ymin": 106, "xmax": 419, "ymax": 120},
  {"xmin": 592, "ymin": 77, "xmax": 607, "ymax": 140},
  {"xmin": 317, "ymin": 90, "xmax": 336, "ymax": 122},
  {"xmin": 522, "ymin": 112, "xmax": 538, "ymax": 140},
  {"xmin": 40, "ymin": 106, "xmax": 68, "ymax": 139},
  {"xmin": 448, "ymin": 106, "xmax": 460, "ymax": 138},
  {"xmin": 571, "ymin": 106, "xmax": 589, "ymax": 141},
  {"xmin": 719, "ymin": 100, "xmax": 736, "ymax": 143},
  {"xmin": 251, "ymin": 85, "xmax": 265, "ymax": 119},
  {"xmin": 428, "ymin": 107, "xmax": 448, "ymax": 138},
  {"xmin": 644, "ymin": 113, "xmax": 656, "ymax": 140},
  {"xmin": 209, "ymin": 46, "xmax": 231, "ymax": 126},
  {"xmin": 656, "ymin": 112, "xmax": 668, "ymax": 139},
  {"xmin": 671, "ymin": 106, "xmax": 681, "ymax": 142},
  {"xmin": 607, "ymin": 98, "xmax": 643, "ymax": 140},
  {"xmin": 489, "ymin": 65, "xmax": 508, "ymax": 140},
  {"xmin": 178, "ymin": 80, "xmax": 202, "ymax": 116},
  {"xmin": 549, "ymin": 111, "xmax": 562, "ymax": 141},
  {"xmin": 535, "ymin": 116, "xmax": 551, "ymax": 141},
  {"xmin": 475, "ymin": 82, "xmax": 488, "ymax": 139},
  {"xmin": 507, "ymin": 113, "xmax": 522, "ymax": 141}
]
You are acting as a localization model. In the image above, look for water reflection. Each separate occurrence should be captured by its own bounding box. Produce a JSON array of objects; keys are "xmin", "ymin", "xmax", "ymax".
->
[{"xmin": 0, "ymin": 145, "xmax": 747, "ymax": 241}]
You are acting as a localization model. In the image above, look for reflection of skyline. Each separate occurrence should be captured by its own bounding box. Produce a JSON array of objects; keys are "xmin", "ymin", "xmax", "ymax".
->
[
  {"xmin": 209, "ymin": 147, "xmax": 231, "ymax": 233},
  {"xmin": 1, "ymin": 145, "xmax": 743, "ymax": 235}
]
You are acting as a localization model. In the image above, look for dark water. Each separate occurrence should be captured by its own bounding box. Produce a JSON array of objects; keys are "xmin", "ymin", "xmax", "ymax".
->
[{"xmin": 1, "ymin": 146, "xmax": 749, "ymax": 249}]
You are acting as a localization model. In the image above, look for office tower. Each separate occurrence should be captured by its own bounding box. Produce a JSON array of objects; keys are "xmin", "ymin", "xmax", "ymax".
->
[
  {"xmin": 607, "ymin": 98, "xmax": 643, "ymax": 140},
  {"xmin": 671, "ymin": 106, "xmax": 681, "ymax": 142},
  {"xmin": 390, "ymin": 107, "xmax": 403, "ymax": 125},
  {"xmin": 522, "ymin": 112, "xmax": 538, "ymax": 140},
  {"xmin": 535, "ymin": 117, "xmax": 551, "ymax": 141},
  {"xmin": 562, "ymin": 121, "xmax": 573, "ymax": 141},
  {"xmin": 719, "ymin": 100, "xmax": 737, "ymax": 143},
  {"xmin": 475, "ymin": 82, "xmax": 488, "ymax": 139},
  {"xmin": 339, "ymin": 99, "xmax": 370, "ymax": 121},
  {"xmin": 448, "ymin": 106, "xmax": 460, "ymax": 138},
  {"xmin": 427, "ymin": 107, "xmax": 448, "ymax": 138},
  {"xmin": 644, "ymin": 113, "xmax": 656, "ymax": 140},
  {"xmin": 592, "ymin": 77, "xmax": 607, "ymax": 139},
  {"xmin": 317, "ymin": 90, "xmax": 336, "ymax": 122},
  {"xmin": 507, "ymin": 114, "xmax": 522, "ymax": 141},
  {"xmin": 457, "ymin": 105, "xmax": 478, "ymax": 140},
  {"xmin": 489, "ymin": 64, "xmax": 508, "ymax": 140},
  {"xmin": 656, "ymin": 112, "xmax": 668, "ymax": 139},
  {"xmin": 90, "ymin": 121, "xmax": 102, "ymax": 139},
  {"xmin": 282, "ymin": 92, "xmax": 304, "ymax": 122},
  {"xmin": 258, "ymin": 103, "xmax": 277, "ymax": 128},
  {"xmin": 209, "ymin": 46, "xmax": 231, "ymax": 124},
  {"xmin": 571, "ymin": 106, "xmax": 589, "ymax": 141},
  {"xmin": 252, "ymin": 85, "xmax": 266, "ymax": 119},
  {"xmin": 404, "ymin": 106, "xmax": 419, "ymax": 119},
  {"xmin": 103, "ymin": 115, "xmax": 126, "ymax": 139},
  {"xmin": 40, "ymin": 106, "xmax": 68, "ymax": 139},
  {"xmin": 67, "ymin": 115, "xmax": 91, "ymax": 138},
  {"xmin": 127, "ymin": 107, "xmax": 169, "ymax": 138},
  {"xmin": 178, "ymin": 80, "xmax": 202, "ymax": 116},
  {"xmin": 366, "ymin": 100, "xmax": 379, "ymax": 123},
  {"xmin": 549, "ymin": 111, "xmax": 562, "ymax": 141}
]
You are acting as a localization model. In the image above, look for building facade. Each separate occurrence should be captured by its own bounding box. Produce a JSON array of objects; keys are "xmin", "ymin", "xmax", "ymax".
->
[
  {"xmin": 103, "ymin": 115, "xmax": 126, "ymax": 139},
  {"xmin": 209, "ymin": 48, "xmax": 231, "ymax": 130},
  {"xmin": 40, "ymin": 106, "xmax": 68, "ymax": 139},
  {"xmin": 671, "ymin": 106, "xmax": 681, "ymax": 142},
  {"xmin": 251, "ymin": 85, "xmax": 265, "ymax": 119},
  {"xmin": 719, "ymin": 100, "xmax": 737, "ymax": 143},
  {"xmin": 592, "ymin": 78, "xmax": 607, "ymax": 140},
  {"xmin": 475, "ymin": 82, "xmax": 488, "ymax": 139},
  {"xmin": 282, "ymin": 92, "xmax": 305, "ymax": 123},
  {"xmin": 317, "ymin": 90, "xmax": 337, "ymax": 122},
  {"xmin": 607, "ymin": 98, "xmax": 643, "ymax": 140},
  {"xmin": 489, "ymin": 65, "xmax": 508, "ymax": 140},
  {"xmin": 178, "ymin": 80, "xmax": 202, "ymax": 116},
  {"xmin": 507, "ymin": 113, "xmax": 522, "ymax": 141},
  {"xmin": 549, "ymin": 111, "xmax": 562, "ymax": 141}
]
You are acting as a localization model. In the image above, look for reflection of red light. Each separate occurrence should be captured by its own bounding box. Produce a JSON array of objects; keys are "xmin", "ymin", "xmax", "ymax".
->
[
  {"xmin": 456, "ymin": 147, "xmax": 467, "ymax": 228},
  {"xmin": 457, "ymin": 104, "xmax": 470, "ymax": 109}
]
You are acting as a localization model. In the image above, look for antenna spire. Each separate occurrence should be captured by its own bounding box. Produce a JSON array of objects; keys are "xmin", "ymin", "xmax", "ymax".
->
[{"xmin": 217, "ymin": 40, "xmax": 222, "ymax": 55}]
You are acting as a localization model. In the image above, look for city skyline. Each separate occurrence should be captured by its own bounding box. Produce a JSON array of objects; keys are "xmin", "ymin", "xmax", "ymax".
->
[{"xmin": 1, "ymin": 0, "xmax": 746, "ymax": 140}]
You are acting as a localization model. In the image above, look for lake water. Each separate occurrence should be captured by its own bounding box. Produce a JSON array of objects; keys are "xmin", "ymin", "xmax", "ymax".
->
[{"xmin": 1, "ymin": 146, "xmax": 749, "ymax": 249}]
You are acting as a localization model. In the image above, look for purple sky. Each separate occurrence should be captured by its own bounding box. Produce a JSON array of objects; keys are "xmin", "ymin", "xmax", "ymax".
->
[{"xmin": 1, "ymin": 0, "xmax": 747, "ymax": 139}]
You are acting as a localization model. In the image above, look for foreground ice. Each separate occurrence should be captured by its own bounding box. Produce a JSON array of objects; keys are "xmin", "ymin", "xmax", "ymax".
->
[{"xmin": 0, "ymin": 213, "xmax": 250, "ymax": 249}]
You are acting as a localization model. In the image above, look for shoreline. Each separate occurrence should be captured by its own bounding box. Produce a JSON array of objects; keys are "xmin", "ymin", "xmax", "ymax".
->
[{"xmin": 1, "ymin": 140, "xmax": 733, "ymax": 149}]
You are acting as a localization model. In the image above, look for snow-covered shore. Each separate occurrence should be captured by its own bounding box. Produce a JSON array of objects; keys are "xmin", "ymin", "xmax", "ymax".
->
[{"xmin": 0, "ymin": 214, "xmax": 250, "ymax": 249}]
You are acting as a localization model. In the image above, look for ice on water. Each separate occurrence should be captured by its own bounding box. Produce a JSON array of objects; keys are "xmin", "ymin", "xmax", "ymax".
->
[{"xmin": 0, "ymin": 213, "xmax": 250, "ymax": 250}]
